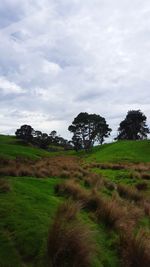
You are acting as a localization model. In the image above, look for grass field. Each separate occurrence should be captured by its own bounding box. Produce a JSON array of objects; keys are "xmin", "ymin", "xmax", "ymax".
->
[{"xmin": 0, "ymin": 136, "xmax": 150, "ymax": 267}]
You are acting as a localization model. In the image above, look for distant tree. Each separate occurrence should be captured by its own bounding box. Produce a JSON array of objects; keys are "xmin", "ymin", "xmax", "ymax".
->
[
  {"xmin": 33, "ymin": 131, "xmax": 49, "ymax": 149},
  {"xmin": 15, "ymin": 126, "xmax": 73, "ymax": 150},
  {"xmin": 116, "ymin": 110, "xmax": 150, "ymax": 140},
  {"xmin": 49, "ymin": 130, "xmax": 57, "ymax": 144},
  {"xmin": 68, "ymin": 112, "xmax": 111, "ymax": 150},
  {"xmin": 15, "ymin": 125, "xmax": 34, "ymax": 143}
]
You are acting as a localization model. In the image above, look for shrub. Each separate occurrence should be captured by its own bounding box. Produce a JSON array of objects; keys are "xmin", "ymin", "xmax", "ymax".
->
[{"xmin": 47, "ymin": 201, "xmax": 96, "ymax": 267}]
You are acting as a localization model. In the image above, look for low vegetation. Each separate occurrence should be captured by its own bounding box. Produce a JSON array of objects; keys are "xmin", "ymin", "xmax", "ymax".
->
[
  {"xmin": 0, "ymin": 135, "xmax": 150, "ymax": 267},
  {"xmin": 47, "ymin": 201, "xmax": 96, "ymax": 267}
]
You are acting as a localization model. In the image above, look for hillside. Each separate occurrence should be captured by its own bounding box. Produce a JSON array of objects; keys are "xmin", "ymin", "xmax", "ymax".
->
[
  {"xmin": 0, "ymin": 136, "xmax": 150, "ymax": 267},
  {"xmin": 86, "ymin": 140, "xmax": 150, "ymax": 163},
  {"xmin": 0, "ymin": 135, "xmax": 64, "ymax": 159}
]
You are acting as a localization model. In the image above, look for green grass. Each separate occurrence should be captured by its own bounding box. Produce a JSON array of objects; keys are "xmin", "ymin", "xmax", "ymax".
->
[
  {"xmin": 81, "ymin": 212, "xmax": 120, "ymax": 267},
  {"xmin": 0, "ymin": 135, "xmax": 62, "ymax": 159},
  {"xmin": 0, "ymin": 176, "xmax": 64, "ymax": 267},
  {"xmin": 85, "ymin": 140, "xmax": 150, "ymax": 163},
  {"xmin": 0, "ymin": 136, "xmax": 150, "ymax": 266},
  {"xmin": 93, "ymin": 168, "xmax": 137, "ymax": 185}
]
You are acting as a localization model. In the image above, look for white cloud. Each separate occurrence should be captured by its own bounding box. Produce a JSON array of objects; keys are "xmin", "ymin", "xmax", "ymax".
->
[
  {"xmin": 0, "ymin": 76, "xmax": 24, "ymax": 93},
  {"xmin": 0, "ymin": 0, "xmax": 150, "ymax": 140}
]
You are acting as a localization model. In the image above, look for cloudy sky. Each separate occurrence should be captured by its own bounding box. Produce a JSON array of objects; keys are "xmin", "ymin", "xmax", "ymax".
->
[{"xmin": 0, "ymin": 0, "xmax": 150, "ymax": 141}]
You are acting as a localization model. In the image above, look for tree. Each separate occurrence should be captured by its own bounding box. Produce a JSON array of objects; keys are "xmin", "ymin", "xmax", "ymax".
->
[
  {"xmin": 116, "ymin": 110, "xmax": 150, "ymax": 140},
  {"xmin": 68, "ymin": 112, "xmax": 111, "ymax": 150},
  {"xmin": 15, "ymin": 125, "xmax": 34, "ymax": 143}
]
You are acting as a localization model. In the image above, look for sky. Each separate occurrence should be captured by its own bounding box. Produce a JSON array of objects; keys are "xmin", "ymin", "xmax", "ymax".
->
[{"xmin": 0, "ymin": 0, "xmax": 150, "ymax": 141}]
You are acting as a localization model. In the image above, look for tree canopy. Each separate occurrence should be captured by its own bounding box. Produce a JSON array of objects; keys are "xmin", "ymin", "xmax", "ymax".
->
[
  {"xmin": 68, "ymin": 112, "xmax": 111, "ymax": 150},
  {"xmin": 15, "ymin": 125, "xmax": 72, "ymax": 150},
  {"xmin": 116, "ymin": 110, "xmax": 150, "ymax": 140}
]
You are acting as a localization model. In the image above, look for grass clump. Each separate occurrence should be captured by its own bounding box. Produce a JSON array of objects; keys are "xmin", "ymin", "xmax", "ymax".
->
[
  {"xmin": 117, "ymin": 184, "xmax": 142, "ymax": 202},
  {"xmin": 0, "ymin": 179, "xmax": 11, "ymax": 193},
  {"xmin": 47, "ymin": 200, "xmax": 96, "ymax": 267},
  {"xmin": 120, "ymin": 229, "xmax": 150, "ymax": 267},
  {"xmin": 141, "ymin": 173, "xmax": 150, "ymax": 180},
  {"xmin": 136, "ymin": 182, "xmax": 148, "ymax": 191}
]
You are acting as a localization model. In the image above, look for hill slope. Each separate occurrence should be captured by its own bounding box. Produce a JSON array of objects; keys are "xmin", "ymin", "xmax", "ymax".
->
[
  {"xmin": 0, "ymin": 135, "xmax": 61, "ymax": 159},
  {"xmin": 86, "ymin": 140, "xmax": 150, "ymax": 163},
  {"xmin": 0, "ymin": 136, "xmax": 150, "ymax": 267}
]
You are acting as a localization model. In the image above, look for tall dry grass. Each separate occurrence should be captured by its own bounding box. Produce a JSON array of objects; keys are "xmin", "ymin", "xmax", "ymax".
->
[
  {"xmin": 117, "ymin": 184, "xmax": 142, "ymax": 202},
  {"xmin": 120, "ymin": 229, "xmax": 150, "ymax": 267},
  {"xmin": 47, "ymin": 200, "xmax": 96, "ymax": 267}
]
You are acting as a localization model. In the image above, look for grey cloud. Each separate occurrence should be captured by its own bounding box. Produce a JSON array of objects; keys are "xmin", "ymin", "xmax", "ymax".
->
[{"xmin": 0, "ymin": 0, "xmax": 150, "ymax": 139}]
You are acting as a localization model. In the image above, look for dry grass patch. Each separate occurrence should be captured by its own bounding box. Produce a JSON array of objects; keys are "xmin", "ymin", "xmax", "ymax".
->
[
  {"xmin": 141, "ymin": 172, "xmax": 150, "ymax": 180},
  {"xmin": 55, "ymin": 180, "xmax": 89, "ymax": 205},
  {"xmin": 84, "ymin": 173, "xmax": 103, "ymax": 190},
  {"xmin": 117, "ymin": 184, "xmax": 142, "ymax": 202},
  {"xmin": 47, "ymin": 201, "xmax": 96, "ymax": 267},
  {"xmin": 120, "ymin": 229, "xmax": 150, "ymax": 267},
  {"xmin": 136, "ymin": 182, "xmax": 148, "ymax": 191},
  {"xmin": 0, "ymin": 156, "xmax": 82, "ymax": 178}
]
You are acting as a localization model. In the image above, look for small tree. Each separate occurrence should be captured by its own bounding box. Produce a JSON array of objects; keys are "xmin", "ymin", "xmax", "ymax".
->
[
  {"xmin": 116, "ymin": 110, "xmax": 150, "ymax": 140},
  {"xmin": 68, "ymin": 112, "xmax": 111, "ymax": 150}
]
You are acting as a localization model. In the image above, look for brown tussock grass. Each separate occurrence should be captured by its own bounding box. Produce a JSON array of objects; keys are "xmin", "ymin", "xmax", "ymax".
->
[
  {"xmin": 47, "ymin": 200, "xmax": 96, "ymax": 267},
  {"xmin": 141, "ymin": 172, "xmax": 150, "ymax": 180},
  {"xmin": 0, "ymin": 156, "xmax": 83, "ymax": 178},
  {"xmin": 103, "ymin": 179, "xmax": 117, "ymax": 191},
  {"xmin": 117, "ymin": 184, "xmax": 142, "ymax": 202},
  {"xmin": 136, "ymin": 182, "xmax": 148, "ymax": 191},
  {"xmin": 142, "ymin": 201, "xmax": 150, "ymax": 216},
  {"xmin": 55, "ymin": 180, "xmax": 89, "ymax": 205},
  {"xmin": 120, "ymin": 229, "xmax": 150, "ymax": 267},
  {"xmin": 84, "ymin": 173, "xmax": 103, "ymax": 190}
]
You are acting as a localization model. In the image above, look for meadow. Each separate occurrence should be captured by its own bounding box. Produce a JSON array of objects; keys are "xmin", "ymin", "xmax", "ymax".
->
[{"xmin": 0, "ymin": 135, "xmax": 150, "ymax": 267}]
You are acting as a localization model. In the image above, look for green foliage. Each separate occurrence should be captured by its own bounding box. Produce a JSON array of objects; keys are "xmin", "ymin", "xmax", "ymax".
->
[
  {"xmin": 68, "ymin": 112, "xmax": 111, "ymax": 150},
  {"xmin": 116, "ymin": 110, "xmax": 149, "ymax": 140}
]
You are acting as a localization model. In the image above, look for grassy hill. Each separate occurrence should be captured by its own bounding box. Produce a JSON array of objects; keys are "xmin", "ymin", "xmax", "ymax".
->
[
  {"xmin": 0, "ymin": 135, "xmax": 65, "ymax": 159},
  {"xmin": 86, "ymin": 140, "xmax": 150, "ymax": 163},
  {"xmin": 0, "ymin": 136, "xmax": 150, "ymax": 267}
]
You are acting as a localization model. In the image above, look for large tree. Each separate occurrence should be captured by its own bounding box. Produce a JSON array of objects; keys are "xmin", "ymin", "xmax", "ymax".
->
[
  {"xmin": 68, "ymin": 112, "xmax": 111, "ymax": 150},
  {"xmin": 116, "ymin": 110, "xmax": 150, "ymax": 140}
]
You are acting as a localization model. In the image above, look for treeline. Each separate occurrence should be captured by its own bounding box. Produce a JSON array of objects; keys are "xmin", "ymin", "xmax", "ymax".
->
[
  {"xmin": 15, "ymin": 109, "xmax": 150, "ymax": 151},
  {"xmin": 15, "ymin": 126, "xmax": 72, "ymax": 150}
]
